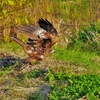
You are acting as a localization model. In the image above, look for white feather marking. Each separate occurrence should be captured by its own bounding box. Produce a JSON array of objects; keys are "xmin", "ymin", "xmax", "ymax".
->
[
  {"xmin": 50, "ymin": 50, "xmax": 55, "ymax": 53},
  {"xmin": 37, "ymin": 29, "xmax": 46, "ymax": 35},
  {"xmin": 40, "ymin": 55, "xmax": 44, "ymax": 59},
  {"xmin": 34, "ymin": 29, "xmax": 47, "ymax": 39},
  {"xmin": 27, "ymin": 50, "xmax": 32, "ymax": 53},
  {"xmin": 30, "ymin": 47, "xmax": 35, "ymax": 50}
]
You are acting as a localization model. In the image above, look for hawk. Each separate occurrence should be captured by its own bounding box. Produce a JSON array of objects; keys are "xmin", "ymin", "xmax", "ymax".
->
[{"xmin": 11, "ymin": 18, "xmax": 58, "ymax": 63}]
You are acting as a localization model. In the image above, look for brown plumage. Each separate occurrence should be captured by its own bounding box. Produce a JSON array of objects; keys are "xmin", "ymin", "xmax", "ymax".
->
[
  {"xmin": 11, "ymin": 36, "xmax": 46, "ymax": 64},
  {"xmin": 11, "ymin": 18, "xmax": 58, "ymax": 63}
]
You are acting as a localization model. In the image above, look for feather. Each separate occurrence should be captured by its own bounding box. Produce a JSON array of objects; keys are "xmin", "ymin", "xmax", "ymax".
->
[{"xmin": 12, "ymin": 18, "xmax": 58, "ymax": 64}]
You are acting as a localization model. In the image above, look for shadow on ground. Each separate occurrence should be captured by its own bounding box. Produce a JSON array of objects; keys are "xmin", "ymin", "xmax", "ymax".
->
[
  {"xmin": 0, "ymin": 52, "xmax": 28, "ymax": 69},
  {"xmin": 0, "ymin": 55, "xmax": 20, "ymax": 68},
  {"xmin": 0, "ymin": 53, "xmax": 49, "ymax": 76},
  {"xmin": 0, "ymin": 53, "xmax": 29, "ymax": 75}
]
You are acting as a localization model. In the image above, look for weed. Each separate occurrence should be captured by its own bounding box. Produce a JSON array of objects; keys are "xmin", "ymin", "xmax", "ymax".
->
[
  {"xmin": 25, "ymin": 69, "xmax": 45, "ymax": 78},
  {"xmin": 52, "ymin": 47, "xmax": 100, "ymax": 69},
  {"xmin": 45, "ymin": 71, "xmax": 100, "ymax": 100},
  {"xmin": 67, "ymin": 24, "xmax": 100, "ymax": 54}
]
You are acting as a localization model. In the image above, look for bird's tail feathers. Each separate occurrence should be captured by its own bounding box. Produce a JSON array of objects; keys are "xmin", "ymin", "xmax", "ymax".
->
[{"xmin": 11, "ymin": 37, "xmax": 26, "ymax": 48}]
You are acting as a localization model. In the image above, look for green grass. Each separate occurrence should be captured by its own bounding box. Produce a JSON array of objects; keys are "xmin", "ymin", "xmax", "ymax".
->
[
  {"xmin": 27, "ymin": 70, "xmax": 100, "ymax": 100},
  {"xmin": 46, "ymin": 73, "xmax": 100, "ymax": 100},
  {"xmin": 0, "ymin": 42, "xmax": 23, "ymax": 52},
  {"xmin": 52, "ymin": 47, "xmax": 100, "ymax": 69},
  {"xmin": 0, "ymin": 42, "xmax": 100, "ymax": 100},
  {"xmin": 0, "ymin": 41, "xmax": 27, "ymax": 58}
]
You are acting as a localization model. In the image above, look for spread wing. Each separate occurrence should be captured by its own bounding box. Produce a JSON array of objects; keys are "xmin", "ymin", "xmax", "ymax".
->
[
  {"xmin": 16, "ymin": 18, "xmax": 58, "ymax": 39},
  {"xmin": 16, "ymin": 24, "xmax": 47, "ymax": 40},
  {"xmin": 38, "ymin": 18, "xmax": 58, "ymax": 36}
]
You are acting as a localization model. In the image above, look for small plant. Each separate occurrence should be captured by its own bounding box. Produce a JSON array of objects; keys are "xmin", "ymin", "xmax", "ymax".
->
[
  {"xmin": 25, "ymin": 69, "xmax": 45, "ymax": 78},
  {"xmin": 67, "ymin": 24, "xmax": 100, "ymax": 54},
  {"xmin": 45, "ymin": 71, "xmax": 100, "ymax": 100}
]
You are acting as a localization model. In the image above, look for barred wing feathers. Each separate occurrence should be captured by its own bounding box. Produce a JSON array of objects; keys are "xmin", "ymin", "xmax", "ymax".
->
[{"xmin": 17, "ymin": 24, "xmax": 47, "ymax": 40}]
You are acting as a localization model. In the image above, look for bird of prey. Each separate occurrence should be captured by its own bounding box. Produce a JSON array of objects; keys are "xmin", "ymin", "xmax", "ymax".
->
[{"xmin": 11, "ymin": 18, "xmax": 58, "ymax": 64}]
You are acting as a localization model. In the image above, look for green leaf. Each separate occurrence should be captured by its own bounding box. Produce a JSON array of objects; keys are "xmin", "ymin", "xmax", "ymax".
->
[
  {"xmin": 7, "ymin": 0, "xmax": 15, "ymax": 6},
  {"xmin": 3, "ymin": 10, "xmax": 7, "ymax": 15}
]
